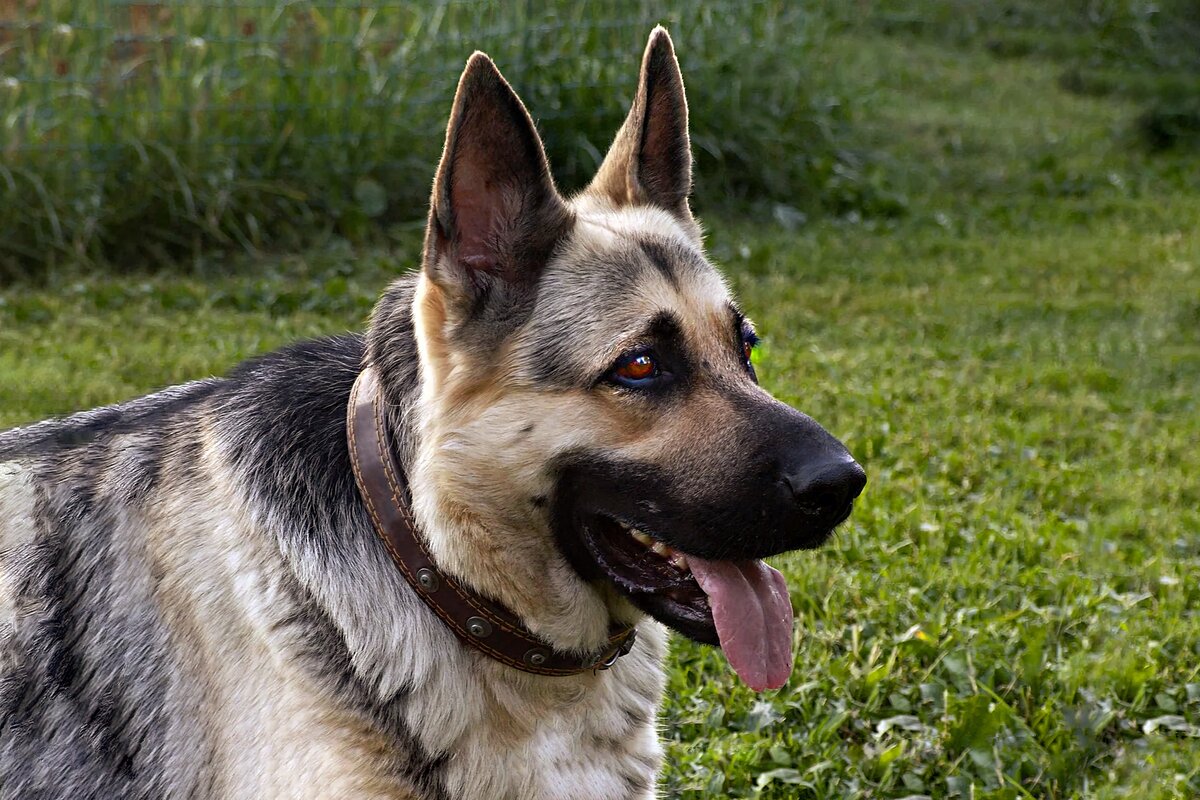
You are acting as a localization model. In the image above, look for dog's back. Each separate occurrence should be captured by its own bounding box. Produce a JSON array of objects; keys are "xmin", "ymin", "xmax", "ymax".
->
[
  {"xmin": 0, "ymin": 334, "xmax": 445, "ymax": 798},
  {"xmin": 0, "ymin": 373, "xmax": 222, "ymax": 796}
]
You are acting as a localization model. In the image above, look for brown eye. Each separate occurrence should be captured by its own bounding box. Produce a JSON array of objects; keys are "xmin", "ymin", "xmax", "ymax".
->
[
  {"xmin": 616, "ymin": 353, "xmax": 657, "ymax": 382},
  {"xmin": 741, "ymin": 332, "xmax": 759, "ymax": 383},
  {"xmin": 607, "ymin": 348, "xmax": 672, "ymax": 390}
]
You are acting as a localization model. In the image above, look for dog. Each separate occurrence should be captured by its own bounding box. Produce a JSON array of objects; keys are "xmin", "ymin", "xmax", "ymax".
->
[{"xmin": 0, "ymin": 27, "xmax": 864, "ymax": 799}]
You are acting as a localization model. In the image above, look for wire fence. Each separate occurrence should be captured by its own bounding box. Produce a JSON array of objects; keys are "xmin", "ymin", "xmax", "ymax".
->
[{"xmin": 0, "ymin": 1, "xmax": 814, "ymax": 274}]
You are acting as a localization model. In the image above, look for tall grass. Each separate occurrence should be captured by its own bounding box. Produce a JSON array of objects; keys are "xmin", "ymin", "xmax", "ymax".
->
[{"xmin": 0, "ymin": 0, "xmax": 857, "ymax": 277}]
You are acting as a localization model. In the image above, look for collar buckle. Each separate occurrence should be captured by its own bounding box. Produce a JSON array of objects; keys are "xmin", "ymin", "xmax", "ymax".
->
[{"xmin": 596, "ymin": 627, "xmax": 638, "ymax": 671}]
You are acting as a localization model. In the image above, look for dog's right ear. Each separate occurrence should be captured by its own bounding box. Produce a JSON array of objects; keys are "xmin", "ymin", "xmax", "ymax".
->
[{"xmin": 424, "ymin": 52, "xmax": 571, "ymax": 308}]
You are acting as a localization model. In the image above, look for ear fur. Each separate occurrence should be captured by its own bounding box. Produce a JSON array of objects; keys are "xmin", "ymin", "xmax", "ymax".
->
[
  {"xmin": 425, "ymin": 52, "xmax": 571, "ymax": 303},
  {"xmin": 586, "ymin": 26, "xmax": 693, "ymax": 220}
]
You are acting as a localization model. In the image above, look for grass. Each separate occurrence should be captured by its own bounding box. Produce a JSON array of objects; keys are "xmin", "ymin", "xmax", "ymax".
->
[
  {"xmin": 821, "ymin": 0, "xmax": 1200, "ymax": 156},
  {"xmin": 0, "ymin": 0, "xmax": 852, "ymax": 275},
  {"xmin": 3, "ymin": 8, "xmax": 1200, "ymax": 800}
]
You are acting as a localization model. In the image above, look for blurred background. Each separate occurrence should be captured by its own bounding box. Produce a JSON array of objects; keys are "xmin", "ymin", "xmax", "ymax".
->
[
  {"xmin": 1, "ymin": 1, "xmax": 1197, "ymax": 273},
  {"xmin": 2, "ymin": 0, "xmax": 838, "ymax": 272},
  {"xmin": 2, "ymin": 2, "xmax": 1198, "ymax": 799}
]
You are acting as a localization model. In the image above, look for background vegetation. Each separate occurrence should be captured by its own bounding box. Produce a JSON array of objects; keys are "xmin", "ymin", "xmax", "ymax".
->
[
  {"xmin": 1, "ymin": 0, "xmax": 856, "ymax": 275},
  {"xmin": 2, "ymin": 2, "xmax": 1198, "ymax": 798}
]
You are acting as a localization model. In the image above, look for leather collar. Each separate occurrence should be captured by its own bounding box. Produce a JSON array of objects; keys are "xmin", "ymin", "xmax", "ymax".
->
[{"xmin": 347, "ymin": 366, "xmax": 637, "ymax": 677}]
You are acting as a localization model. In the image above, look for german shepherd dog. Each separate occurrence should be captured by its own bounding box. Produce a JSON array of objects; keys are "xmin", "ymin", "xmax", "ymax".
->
[{"xmin": 0, "ymin": 28, "xmax": 864, "ymax": 799}]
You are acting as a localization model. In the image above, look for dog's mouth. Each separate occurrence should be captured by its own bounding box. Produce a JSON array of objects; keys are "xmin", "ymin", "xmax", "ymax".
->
[{"xmin": 578, "ymin": 513, "xmax": 794, "ymax": 691}]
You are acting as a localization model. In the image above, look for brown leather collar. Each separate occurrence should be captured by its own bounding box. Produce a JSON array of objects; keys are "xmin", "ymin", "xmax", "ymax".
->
[{"xmin": 347, "ymin": 366, "xmax": 636, "ymax": 677}]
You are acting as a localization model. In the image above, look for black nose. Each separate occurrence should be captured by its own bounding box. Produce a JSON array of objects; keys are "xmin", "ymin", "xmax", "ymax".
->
[{"xmin": 783, "ymin": 459, "xmax": 866, "ymax": 524}]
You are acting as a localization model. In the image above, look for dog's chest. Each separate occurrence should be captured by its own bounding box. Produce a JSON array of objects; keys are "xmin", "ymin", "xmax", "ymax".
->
[{"xmin": 410, "ymin": 624, "xmax": 669, "ymax": 800}]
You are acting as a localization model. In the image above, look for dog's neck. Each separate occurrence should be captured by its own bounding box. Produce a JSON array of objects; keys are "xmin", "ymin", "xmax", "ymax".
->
[{"xmin": 363, "ymin": 274, "xmax": 635, "ymax": 654}]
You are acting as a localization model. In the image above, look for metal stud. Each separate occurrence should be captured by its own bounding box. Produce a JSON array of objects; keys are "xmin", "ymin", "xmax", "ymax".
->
[
  {"xmin": 415, "ymin": 568, "xmax": 439, "ymax": 593},
  {"xmin": 466, "ymin": 616, "xmax": 492, "ymax": 638},
  {"xmin": 524, "ymin": 648, "xmax": 549, "ymax": 667}
]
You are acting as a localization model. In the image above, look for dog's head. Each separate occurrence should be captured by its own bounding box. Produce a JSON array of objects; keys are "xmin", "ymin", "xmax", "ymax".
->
[{"xmin": 377, "ymin": 28, "xmax": 864, "ymax": 691}]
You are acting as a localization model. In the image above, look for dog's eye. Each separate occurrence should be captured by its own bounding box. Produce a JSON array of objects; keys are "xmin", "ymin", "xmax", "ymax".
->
[
  {"xmin": 609, "ymin": 350, "xmax": 663, "ymax": 388},
  {"xmin": 741, "ymin": 330, "xmax": 760, "ymax": 382},
  {"xmin": 741, "ymin": 330, "xmax": 760, "ymax": 364}
]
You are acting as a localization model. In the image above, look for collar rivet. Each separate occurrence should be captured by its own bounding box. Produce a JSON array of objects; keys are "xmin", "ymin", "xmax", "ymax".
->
[
  {"xmin": 416, "ymin": 567, "xmax": 439, "ymax": 592},
  {"xmin": 524, "ymin": 648, "xmax": 549, "ymax": 667},
  {"xmin": 467, "ymin": 616, "xmax": 492, "ymax": 638}
]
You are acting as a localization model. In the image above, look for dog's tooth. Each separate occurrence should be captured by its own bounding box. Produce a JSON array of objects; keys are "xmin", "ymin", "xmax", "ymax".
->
[
  {"xmin": 631, "ymin": 530, "xmax": 653, "ymax": 547},
  {"xmin": 671, "ymin": 553, "xmax": 689, "ymax": 571},
  {"xmin": 650, "ymin": 541, "xmax": 669, "ymax": 556}
]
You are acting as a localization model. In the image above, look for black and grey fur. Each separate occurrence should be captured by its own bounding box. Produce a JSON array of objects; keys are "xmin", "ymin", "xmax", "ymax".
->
[{"xmin": 0, "ymin": 28, "xmax": 862, "ymax": 799}]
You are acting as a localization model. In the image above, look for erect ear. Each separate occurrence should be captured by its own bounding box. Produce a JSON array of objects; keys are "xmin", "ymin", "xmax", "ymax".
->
[
  {"xmin": 586, "ymin": 26, "xmax": 693, "ymax": 221},
  {"xmin": 424, "ymin": 52, "xmax": 571, "ymax": 305}
]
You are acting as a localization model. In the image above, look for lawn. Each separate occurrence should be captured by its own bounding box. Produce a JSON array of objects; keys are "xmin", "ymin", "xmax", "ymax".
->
[{"xmin": 2, "ymin": 13, "xmax": 1199, "ymax": 800}]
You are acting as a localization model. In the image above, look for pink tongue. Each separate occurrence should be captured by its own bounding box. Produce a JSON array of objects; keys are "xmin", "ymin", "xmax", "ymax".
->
[{"xmin": 687, "ymin": 557, "xmax": 794, "ymax": 691}]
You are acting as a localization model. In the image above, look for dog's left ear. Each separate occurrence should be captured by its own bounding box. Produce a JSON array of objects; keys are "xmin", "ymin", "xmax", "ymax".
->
[
  {"xmin": 424, "ymin": 52, "xmax": 572, "ymax": 306},
  {"xmin": 586, "ymin": 26, "xmax": 693, "ymax": 223}
]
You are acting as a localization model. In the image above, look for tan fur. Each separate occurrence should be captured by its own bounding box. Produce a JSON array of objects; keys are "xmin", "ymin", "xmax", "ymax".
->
[{"xmin": 138, "ymin": 434, "xmax": 421, "ymax": 799}]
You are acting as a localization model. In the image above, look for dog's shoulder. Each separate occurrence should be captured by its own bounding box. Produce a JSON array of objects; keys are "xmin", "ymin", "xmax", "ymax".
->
[
  {"xmin": 207, "ymin": 333, "xmax": 371, "ymax": 536},
  {"xmin": 0, "ymin": 330, "xmax": 428, "ymax": 800},
  {"xmin": 0, "ymin": 331, "xmax": 377, "ymax": 605},
  {"xmin": 215, "ymin": 331, "xmax": 368, "ymax": 449}
]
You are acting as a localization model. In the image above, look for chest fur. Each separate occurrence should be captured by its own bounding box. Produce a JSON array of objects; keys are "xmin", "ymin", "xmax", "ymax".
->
[
  {"xmin": 408, "ymin": 627, "xmax": 667, "ymax": 800},
  {"xmin": 172, "ymin": 490, "xmax": 669, "ymax": 800}
]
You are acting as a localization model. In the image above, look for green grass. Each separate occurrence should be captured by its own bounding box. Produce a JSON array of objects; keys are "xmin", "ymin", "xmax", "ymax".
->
[
  {"xmin": 829, "ymin": 0, "xmax": 1200, "ymax": 72},
  {"xmin": 821, "ymin": 0, "xmax": 1200, "ymax": 156},
  {"xmin": 1, "ymin": 0, "xmax": 849, "ymax": 275},
  {"xmin": 3, "ymin": 10, "xmax": 1200, "ymax": 800}
]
